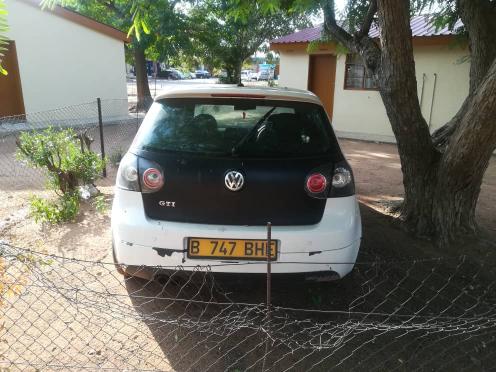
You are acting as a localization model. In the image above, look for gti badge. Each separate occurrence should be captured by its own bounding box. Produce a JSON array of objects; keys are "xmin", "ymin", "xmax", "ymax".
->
[
  {"xmin": 225, "ymin": 170, "xmax": 244, "ymax": 191},
  {"xmin": 159, "ymin": 201, "xmax": 176, "ymax": 207}
]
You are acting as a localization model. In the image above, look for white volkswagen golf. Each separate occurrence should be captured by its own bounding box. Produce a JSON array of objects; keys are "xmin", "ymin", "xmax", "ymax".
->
[{"xmin": 111, "ymin": 86, "xmax": 361, "ymax": 280}]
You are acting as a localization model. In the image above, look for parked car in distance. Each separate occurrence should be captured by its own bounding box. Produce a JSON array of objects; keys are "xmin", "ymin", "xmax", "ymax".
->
[
  {"xmin": 254, "ymin": 69, "xmax": 273, "ymax": 81},
  {"xmin": 241, "ymin": 70, "xmax": 253, "ymax": 81},
  {"xmin": 195, "ymin": 70, "xmax": 211, "ymax": 79},
  {"xmin": 112, "ymin": 86, "xmax": 362, "ymax": 281},
  {"xmin": 159, "ymin": 68, "xmax": 183, "ymax": 80}
]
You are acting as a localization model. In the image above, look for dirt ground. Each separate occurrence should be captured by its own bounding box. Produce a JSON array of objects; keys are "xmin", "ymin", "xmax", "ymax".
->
[{"xmin": 1, "ymin": 139, "xmax": 495, "ymax": 371}]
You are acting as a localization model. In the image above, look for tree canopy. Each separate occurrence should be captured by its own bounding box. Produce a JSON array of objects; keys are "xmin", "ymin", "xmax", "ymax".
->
[{"xmin": 187, "ymin": 0, "xmax": 312, "ymax": 83}]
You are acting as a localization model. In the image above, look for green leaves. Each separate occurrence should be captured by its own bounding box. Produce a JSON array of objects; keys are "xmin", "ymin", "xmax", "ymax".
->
[
  {"xmin": 128, "ymin": 1, "xmax": 151, "ymax": 41},
  {"xmin": 29, "ymin": 192, "xmax": 80, "ymax": 224},
  {"xmin": 16, "ymin": 127, "xmax": 106, "ymax": 224},
  {"xmin": 16, "ymin": 127, "xmax": 106, "ymax": 193},
  {"xmin": 189, "ymin": 0, "xmax": 312, "ymax": 82},
  {"xmin": 0, "ymin": 0, "xmax": 8, "ymax": 75}
]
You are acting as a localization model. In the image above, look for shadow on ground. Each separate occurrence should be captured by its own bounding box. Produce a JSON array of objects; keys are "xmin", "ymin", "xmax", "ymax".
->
[{"xmin": 124, "ymin": 204, "xmax": 496, "ymax": 372}]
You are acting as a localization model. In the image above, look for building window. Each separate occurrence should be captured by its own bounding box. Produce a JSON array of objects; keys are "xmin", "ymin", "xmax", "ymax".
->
[{"xmin": 344, "ymin": 54, "xmax": 378, "ymax": 90}]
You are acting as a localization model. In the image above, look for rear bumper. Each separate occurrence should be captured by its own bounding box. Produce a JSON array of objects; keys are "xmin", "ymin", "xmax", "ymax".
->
[{"xmin": 111, "ymin": 190, "xmax": 362, "ymax": 278}]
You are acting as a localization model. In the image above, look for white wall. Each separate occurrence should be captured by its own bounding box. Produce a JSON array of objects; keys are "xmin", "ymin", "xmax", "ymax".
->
[
  {"xmin": 277, "ymin": 51, "xmax": 309, "ymax": 90},
  {"xmin": 414, "ymin": 45, "xmax": 470, "ymax": 132},
  {"xmin": 277, "ymin": 43, "xmax": 470, "ymax": 143},
  {"xmin": 5, "ymin": 0, "xmax": 128, "ymax": 117},
  {"xmin": 332, "ymin": 54, "xmax": 390, "ymax": 140}
]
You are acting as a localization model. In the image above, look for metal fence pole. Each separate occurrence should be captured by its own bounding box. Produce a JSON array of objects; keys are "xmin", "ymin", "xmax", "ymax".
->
[
  {"xmin": 266, "ymin": 222, "xmax": 272, "ymax": 310},
  {"xmin": 97, "ymin": 98, "xmax": 107, "ymax": 177},
  {"xmin": 262, "ymin": 221, "xmax": 273, "ymax": 372}
]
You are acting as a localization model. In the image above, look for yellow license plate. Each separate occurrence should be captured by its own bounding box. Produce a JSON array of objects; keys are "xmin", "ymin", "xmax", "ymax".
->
[{"xmin": 187, "ymin": 238, "xmax": 278, "ymax": 261}]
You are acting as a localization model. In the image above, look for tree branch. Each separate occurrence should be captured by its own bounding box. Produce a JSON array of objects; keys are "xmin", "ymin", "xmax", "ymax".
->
[
  {"xmin": 432, "ymin": 0, "xmax": 496, "ymax": 148},
  {"xmin": 99, "ymin": 0, "xmax": 126, "ymax": 19},
  {"xmin": 431, "ymin": 95, "xmax": 471, "ymax": 149},
  {"xmin": 440, "ymin": 56, "xmax": 496, "ymax": 186},
  {"xmin": 357, "ymin": 0, "xmax": 377, "ymax": 38},
  {"xmin": 321, "ymin": 0, "xmax": 355, "ymax": 52}
]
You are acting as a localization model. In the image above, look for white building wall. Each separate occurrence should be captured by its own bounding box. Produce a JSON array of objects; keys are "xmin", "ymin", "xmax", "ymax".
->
[
  {"xmin": 277, "ymin": 44, "xmax": 470, "ymax": 143},
  {"xmin": 5, "ymin": 0, "xmax": 128, "ymax": 117},
  {"xmin": 332, "ymin": 54, "xmax": 390, "ymax": 141},
  {"xmin": 277, "ymin": 51, "xmax": 309, "ymax": 90},
  {"xmin": 414, "ymin": 45, "xmax": 470, "ymax": 132}
]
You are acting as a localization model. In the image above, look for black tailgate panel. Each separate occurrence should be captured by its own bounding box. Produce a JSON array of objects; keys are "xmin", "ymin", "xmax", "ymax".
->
[{"xmin": 138, "ymin": 151, "xmax": 332, "ymax": 226}]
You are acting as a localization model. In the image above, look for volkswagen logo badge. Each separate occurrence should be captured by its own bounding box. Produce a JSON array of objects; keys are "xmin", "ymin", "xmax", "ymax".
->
[{"xmin": 225, "ymin": 171, "xmax": 244, "ymax": 191}]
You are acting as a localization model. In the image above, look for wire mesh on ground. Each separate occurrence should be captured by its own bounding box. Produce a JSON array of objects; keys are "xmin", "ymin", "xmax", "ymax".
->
[
  {"xmin": 0, "ymin": 99, "xmax": 143, "ymax": 190},
  {"xmin": 1, "ymin": 242, "xmax": 494, "ymax": 371}
]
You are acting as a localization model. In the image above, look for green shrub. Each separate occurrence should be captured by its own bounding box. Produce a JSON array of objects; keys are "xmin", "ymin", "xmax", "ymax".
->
[
  {"xmin": 93, "ymin": 194, "xmax": 107, "ymax": 214},
  {"xmin": 29, "ymin": 192, "xmax": 80, "ymax": 224},
  {"xmin": 16, "ymin": 127, "xmax": 107, "ymax": 224},
  {"xmin": 108, "ymin": 148, "xmax": 124, "ymax": 167},
  {"xmin": 16, "ymin": 127, "xmax": 106, "ymax": 194}
]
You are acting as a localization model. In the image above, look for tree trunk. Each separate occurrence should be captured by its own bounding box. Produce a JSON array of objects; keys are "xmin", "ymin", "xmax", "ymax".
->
[
  {"xmin": 134, "ymin": 46, "xmax": 153, "ymax": 111},
  {"xmin": 375, "ymin": 0, "xmax": 441, "ymax": 236},
  {"xmin": 224, "ymin": 61, "xmax": 243, "ymax": 84},
  {"xmin": 375, "ymin": 0, "xmax": 496, "ymax": 242},
  {"xmin": 322, "ymin": 0, "xmax": 496, "ymax": 243},
  {"xmin": 432, "ymin": 58, "xmax": 496, "ymax": 242},
  {"xmin": 233, "ymin": 60, "xmax": 242, "ymax": 85}
]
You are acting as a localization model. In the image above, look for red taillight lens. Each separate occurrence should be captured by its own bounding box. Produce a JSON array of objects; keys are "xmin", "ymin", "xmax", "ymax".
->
[
  {"xmin": 143, "ymin": 168, "xmax": 163, "ymax": 190},
  {"xmin": 306, "ymin": 173, "xmax": 327, "ymax": 193}
]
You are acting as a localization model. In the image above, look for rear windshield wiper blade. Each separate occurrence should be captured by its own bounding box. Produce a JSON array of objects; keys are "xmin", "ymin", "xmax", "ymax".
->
[{"xmin": 231, "ymin": 106, "xmax": 276, "ymax": 154}]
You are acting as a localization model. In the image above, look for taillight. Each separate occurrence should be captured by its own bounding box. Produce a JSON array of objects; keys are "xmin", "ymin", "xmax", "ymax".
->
[
  {"xmin": 116, "ymin": 152, "xmax": 140, "ymax": 191},
  {"xmin": 305, "ymin": 172, "xmax": 329, "ymax": 198},
  {"xmin": 116, "ymin": 153, "xmax": 164, "ymax": 193},
  {"xmin": 306, "ymin": 173, "xmax": 327, "ymax": 193},
  {"xmin": 138, "ymin": 157, "xmax": 164, "ymax": 193},
  {"xmin": 329, "ymin": 162, "xmax": 355, "ymax": 197},
  {"xmin": 305, "ymin": 161, "xmax": 355, "ymax": 199},
  {"xmin": 332, "ymin": 167, "xmax": 352, "ymax": 188},
  {"xmin": 142, "ymin": 167, "xmax": 164, "ymax": 191}
]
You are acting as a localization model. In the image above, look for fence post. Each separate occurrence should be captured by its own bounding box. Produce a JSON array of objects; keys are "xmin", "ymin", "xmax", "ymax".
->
[
  {"xmin": 266, "ymin": 221, "xmax": 272, "ymax": 311},
  {"xmin": 262, "ymin": 221, "xmax": 273, "ymax": 372},
  {"xmin": 97, "ymin": 98, "xmax": 107, "ymax": 177}
]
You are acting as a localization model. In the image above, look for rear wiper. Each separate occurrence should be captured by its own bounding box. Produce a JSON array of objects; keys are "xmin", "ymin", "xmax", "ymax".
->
[{"xmin": 231, "ymin": 107, "xmax": 276, "ymax": 155}]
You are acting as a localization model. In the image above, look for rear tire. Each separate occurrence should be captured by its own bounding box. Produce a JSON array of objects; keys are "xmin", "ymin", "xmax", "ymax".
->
[{"xmin": 112, "ymin": 242, "xmax": 130, "ymax": 277}]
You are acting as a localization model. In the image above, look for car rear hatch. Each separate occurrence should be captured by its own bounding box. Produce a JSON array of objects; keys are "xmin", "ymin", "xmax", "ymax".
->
[{"xmin": 131, "ymin": 97, "xmax": 344, "ymax": 226}]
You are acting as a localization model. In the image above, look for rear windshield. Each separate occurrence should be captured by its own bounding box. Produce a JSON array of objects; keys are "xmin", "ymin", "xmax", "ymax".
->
[{"xmin": 132, "ymin": 98, "xmax": 335, "ymax": 158}]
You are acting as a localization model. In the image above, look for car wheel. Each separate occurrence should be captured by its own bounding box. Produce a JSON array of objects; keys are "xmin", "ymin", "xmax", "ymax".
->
[{"xmin": 112, "ymin": 242, "xmax": 130, "ymax": 277}]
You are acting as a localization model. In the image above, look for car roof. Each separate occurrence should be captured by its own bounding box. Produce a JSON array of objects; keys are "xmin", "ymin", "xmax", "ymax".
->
[{"xmin": 154, "ymin": 85, "xmax": 322, "ymax": 105}]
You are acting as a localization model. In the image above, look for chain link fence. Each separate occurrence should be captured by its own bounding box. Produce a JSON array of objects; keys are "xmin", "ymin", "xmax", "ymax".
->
[
  {"xmin": 0, "ymin": 242, "xmax": 495, "ymax": 371},
  {"xmin": 0, "ymin": 98, "xmax": 143, "ymax": 190}
]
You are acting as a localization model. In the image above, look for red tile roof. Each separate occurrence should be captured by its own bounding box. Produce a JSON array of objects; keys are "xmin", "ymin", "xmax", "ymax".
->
[{"xmin": 271, "ymin": 15, "xmax": 463, "ymax": 44}]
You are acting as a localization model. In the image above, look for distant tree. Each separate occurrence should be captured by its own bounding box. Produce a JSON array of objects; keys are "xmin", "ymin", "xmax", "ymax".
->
[
  {"xmin": 188, "ymin": 0, "xmax": 312, "ymax": 84},
  {"xmin": 38, "ymin": 0, "xmax": 185, "ymax": 111},
  {"xmin": 241, "ymin": 0, "xmax": 496, "ymax": 244}
]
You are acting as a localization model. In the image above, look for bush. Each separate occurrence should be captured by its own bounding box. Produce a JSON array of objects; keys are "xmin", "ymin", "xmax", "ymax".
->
[
  {"xmin": 92, "ymin": 194, "xmax": 107, "ymax": 214},
  {"xmin": 108, "ymin": 148, "xmax": 124, "ymax": 167},
  {"xmin": 29, "ymin": 192, "xmax": 80, "ymax": 224},
  {"xmin": 16, "ymin": 127, "xmax": 106, "ymax": 224},
  {"xmin": 16, "ymin": 127, "xmax": 106, "ymax": 194}
]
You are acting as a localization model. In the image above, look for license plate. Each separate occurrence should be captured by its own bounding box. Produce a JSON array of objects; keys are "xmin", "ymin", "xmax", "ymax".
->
[{"xmin": 187, "ymin": 238, "xmax": 278, "ymax": 261}]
